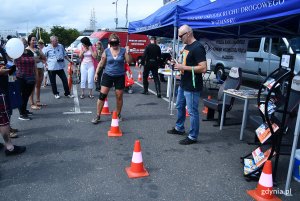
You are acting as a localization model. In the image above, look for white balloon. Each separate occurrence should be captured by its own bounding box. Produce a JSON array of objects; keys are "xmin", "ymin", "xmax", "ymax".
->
[{"xmin": 5, "ymin": 38, "xmax": 24, "ymax": 59}]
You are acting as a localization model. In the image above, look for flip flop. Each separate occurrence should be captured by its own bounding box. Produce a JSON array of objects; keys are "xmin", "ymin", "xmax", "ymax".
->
[
  {"xmin": 31, "ymin": 105, "xmax": 41, "ymax": 110},
  {"xmin": 89, "ymin": 95, "xmax": 94, "ymax": 99},
  {"xmin": 36, "ymin": 102, "xmax": 47, "ymax": 107},
  {"xmin": 80, "ymin": 95, "xmax": 85, "ymax": 99}
]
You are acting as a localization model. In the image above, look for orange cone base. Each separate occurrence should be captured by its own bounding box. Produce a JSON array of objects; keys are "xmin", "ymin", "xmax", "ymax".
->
[
  {"xmin": 101, "ymin": 111, "xmax": 111, "ymax": 115},
  {"xmin": 108, "ymin": 130, "xmax": 123, "ymax": 137},
  {"xmin": 247, "ymin": 190, "xmax": 282, "ymax": 201},
  {"xmin": 125, "ymin": 167, "xmax": 149, "ymax": 179}
]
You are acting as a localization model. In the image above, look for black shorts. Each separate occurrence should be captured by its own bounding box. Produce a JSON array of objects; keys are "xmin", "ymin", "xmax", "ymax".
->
[
  {"xmin": 101, "ymin": 73, "xmax": 125, "ymax": 90},
  {"xmin": 0, "ymin": 94, "xmax": 10, "ymax": 126}
]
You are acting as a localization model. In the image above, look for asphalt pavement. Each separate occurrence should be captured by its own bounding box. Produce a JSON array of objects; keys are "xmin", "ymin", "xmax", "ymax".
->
[{"xmin": 0, "ymin": 66, "xmax": 299, "ymax": 201}]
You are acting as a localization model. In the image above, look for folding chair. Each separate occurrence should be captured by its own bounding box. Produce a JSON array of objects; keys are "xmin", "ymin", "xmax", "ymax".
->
[{"xmin": 203, "ymin": 67, "xmax": 242, "ymax": 125}]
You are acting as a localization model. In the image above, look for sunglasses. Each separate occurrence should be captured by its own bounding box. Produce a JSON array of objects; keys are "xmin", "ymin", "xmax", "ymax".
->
[
  {"xmin": 109, "ymin": 41, "xmax": 120, "ymax": 46},
  {"xmin": 179, "ymin": 32, "xmax": 188, "ymax": 39}
]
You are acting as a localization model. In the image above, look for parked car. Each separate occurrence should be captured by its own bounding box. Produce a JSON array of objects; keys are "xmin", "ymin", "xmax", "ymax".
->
[
  {"xmin": 211, "ymin": 37, "xmax": 300, "ymax": 82},
  {"xmin": 66, "ymin": 36, "xmax": 98, "ymax": 64}
]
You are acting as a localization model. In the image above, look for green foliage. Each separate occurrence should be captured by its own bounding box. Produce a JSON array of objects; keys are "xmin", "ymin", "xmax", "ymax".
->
[
  {"xmin": 31, "ymin": 27, "xmax": 50, "ymax": 44},
  {"xmin": 50, "ymin": 26, "xmax": 80, "ymax": 47}
]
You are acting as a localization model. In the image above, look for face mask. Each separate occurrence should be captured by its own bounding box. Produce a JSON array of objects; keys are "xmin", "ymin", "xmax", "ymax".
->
[{"xmin": 109, "ymin": 41, "xmax": 120, "ymax": 47}]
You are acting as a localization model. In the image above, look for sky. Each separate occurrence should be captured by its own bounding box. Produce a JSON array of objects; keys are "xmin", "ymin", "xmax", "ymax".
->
[{"xmin": 0, "ymin": 0, "xmax": 163, "ymax": 33}]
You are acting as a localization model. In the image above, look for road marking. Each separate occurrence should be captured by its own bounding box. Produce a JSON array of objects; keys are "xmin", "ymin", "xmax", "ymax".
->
[
  {"xmin": 63, "ymin": 84, "xmax": 92, "ymax": 115},
  {"xmin": 134, "ymin": 81, "xmax": 169, "ymax": 102}
]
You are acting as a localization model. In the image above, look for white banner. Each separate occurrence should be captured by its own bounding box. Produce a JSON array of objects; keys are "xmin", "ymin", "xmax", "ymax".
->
[{"xmin": 200, "ymin": 38, "xmax": 248, "ymax": 64}]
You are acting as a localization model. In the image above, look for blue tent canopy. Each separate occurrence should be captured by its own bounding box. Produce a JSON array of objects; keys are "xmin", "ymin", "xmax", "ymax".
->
[
  {"xmin": 179, "ymin": 0, "xmax": 300, "ymax": 38},
  {"xmin": 128, "ymin": 0, "xmax": 214, "ymax": 37}
]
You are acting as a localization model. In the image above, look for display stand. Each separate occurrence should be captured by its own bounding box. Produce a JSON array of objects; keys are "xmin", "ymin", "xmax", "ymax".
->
[{"xmin": 242, "ymin": 54, "xmax": 296, "ymax": 182}]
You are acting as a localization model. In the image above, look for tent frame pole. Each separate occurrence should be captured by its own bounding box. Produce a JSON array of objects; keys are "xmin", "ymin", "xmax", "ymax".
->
[{"xmin": 169, "ymin": 26, "xmax": 177, "ymax": 115}]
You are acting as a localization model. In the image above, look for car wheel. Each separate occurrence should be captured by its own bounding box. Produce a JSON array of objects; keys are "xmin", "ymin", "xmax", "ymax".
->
[{"xmin": 215, "ymin": 65, "xmax": 226, "ymax": 81}]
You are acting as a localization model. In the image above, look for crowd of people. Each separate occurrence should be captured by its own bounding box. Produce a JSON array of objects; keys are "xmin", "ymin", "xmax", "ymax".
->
[{"xmin": 0, "ymin": 24, "xmax": 207, "ymax": 157}]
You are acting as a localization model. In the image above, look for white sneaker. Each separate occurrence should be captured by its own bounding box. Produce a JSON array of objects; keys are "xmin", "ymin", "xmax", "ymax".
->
[
  {"xmin": 54, "ymin": 94, "xmax": 60, "ymax": 99},
  {"xmin": 67, "ymin": 94, "xmax": 74, "ymax": 98}
]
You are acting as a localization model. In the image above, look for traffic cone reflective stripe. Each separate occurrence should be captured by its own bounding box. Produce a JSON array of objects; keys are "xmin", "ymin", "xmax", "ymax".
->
[
  {"xmin": 138, "ymin": 72, "xmax": 142, "ymax": 82},
  {"xmin": 107, "ymin": 111, "xmax": 122, "ymax": 137},
  {"xmin": 101, "ymin": 98, "xmax": 111, "ymax": 115},
  {"xmin": 185, "ymin": 106, "xmax": 189, "ymax": 117},
  {"xmin": 247, "ymin": 160, "xmax": 281, "ymax": 201},
  {"xmin": 125, "ymin": 140, "xmax": 149, "ymax": 179},
  {"xmin": 202, "ymin": 95, "xmax": 211, "ymax": 114},
  {"xmin": 135, "ymin": 61, "xmax": 138, "ymax": 67}
]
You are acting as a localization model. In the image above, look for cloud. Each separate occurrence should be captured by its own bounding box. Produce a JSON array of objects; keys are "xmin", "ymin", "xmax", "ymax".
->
[{"xmin": 0, "ymin": 0, "xmax": 162, "ymax": 33}]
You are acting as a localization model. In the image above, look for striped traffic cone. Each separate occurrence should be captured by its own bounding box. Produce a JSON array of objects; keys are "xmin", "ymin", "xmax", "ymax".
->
[
  {"xmin": 185, "ymin": 106, "xmax": 189, "ymax": 117},
  {"xmin": 101, "ymin": 98, "xmax": 111, "ymax": 115},
  {"xmin": 125, "ymin": 140, "xmax": 149, "ymax": 179},
  {"xmin": 247, "ymin": 160, "xmax": 281, "ymax": 201},
  {"xmin": 202, "ymin": 95, "xmax": 211, "ymax": 114},
  {"xmin": 138, "ymin": 72, "xmax": 142, "ymax": 82},
  {"xmin": 107, "ymin": 111, "xmax": 122, "ymax": 137}
]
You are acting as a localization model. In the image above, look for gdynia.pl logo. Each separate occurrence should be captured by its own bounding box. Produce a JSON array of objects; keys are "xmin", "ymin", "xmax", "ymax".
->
[{"xmin": 261, "ymin": 188, "xmax": 292, "ymax": 196}]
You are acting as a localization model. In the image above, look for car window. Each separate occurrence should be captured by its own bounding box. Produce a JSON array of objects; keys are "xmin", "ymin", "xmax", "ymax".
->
[
  {"xmin": 264, "ymin": 38, "xmax": 288, "ymax": 56},
  {"xmin": 247, "ymin": 39, "xmax": 261, "ymax": 52}
]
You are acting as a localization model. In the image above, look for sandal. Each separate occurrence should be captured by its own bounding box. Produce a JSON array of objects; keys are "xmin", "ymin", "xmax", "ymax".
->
[
  {"xmin": 80, "ymin": 94, "xmax": 85, "ymax": 99},
  {"xmin": 36, "ymin": 101, "xmax": 47, "ymax": 107},
  {"xmin": 31, "ymin": 104, "xmax": 41, "ymax": 110},
  {"xmin": 88, "ymin": 94, "xmax": 94, "ymax": 99}
]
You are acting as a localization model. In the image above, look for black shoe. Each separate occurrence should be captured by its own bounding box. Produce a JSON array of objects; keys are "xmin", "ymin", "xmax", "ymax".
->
[
  {"xmin": 91, "ymin": 116, "xmax": 101, "ymax": 124},
  {"xmin": 157, "ymin": 94, "xmax": 161, "ymax": 98},
  {"xmin": 179, "ymin": 137, "xmax": 197, "ymax": 145},
  {"xmin": 5, "ymin": 145, "xmax": 26, "ymax": 156},
  {"xmin": 167, "ymin": 127, "xmax": 185, "ymax": 135},
  {"xmin": 141, "ymin": 91, "xmax": 149, "ymax": 95},
  {"xmin": 18, "ymin": 115, "xmax": 31, "ymax": 121},
  {"xmin": 25, "ymin": 110, "xmax": 33, "ymax": 116},
  {"xmin": 0, "ymin": 143, "xmax": 4, "ymax": 150}
]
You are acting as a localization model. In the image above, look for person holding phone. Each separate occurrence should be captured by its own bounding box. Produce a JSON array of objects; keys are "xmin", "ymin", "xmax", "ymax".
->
[{"xmin": 167, "ymin": 25, "xmax": 207, "ymax": 145}]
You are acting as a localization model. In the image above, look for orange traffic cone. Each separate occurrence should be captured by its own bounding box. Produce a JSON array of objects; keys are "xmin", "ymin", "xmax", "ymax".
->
[
  {"xmin": 138, "ymin": 72, "xmax": 142, "ymax": 82},
  {"xmin": 202, "ymin": 95, "xmax": 211, "ymax": 114},
  {"xmin": 101, "ymin": 98, "xmax": 111, "ymax": 115},
  {"xmin": 185, "ymin": 106, "xmax": 189, "ymax": 117},
  {"xmin": 107, "ymin": 111, "xmax": 122, "ymax": 137},
  {"xmin": 247, "ymin": 160, "xmax": 281, "ymax": 201},
  {"xmin": 125, "ymin": 140, "xmax": 149, "ymax": 179},
  {"xmin": 67, "ymin": 63, "xmax": 73, "ymax": 91}
]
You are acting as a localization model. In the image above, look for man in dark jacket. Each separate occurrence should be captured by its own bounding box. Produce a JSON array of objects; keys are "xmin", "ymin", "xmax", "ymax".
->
[{"xmin": 141, "ymin": 36, "xmax": 162, "ymax": 98}]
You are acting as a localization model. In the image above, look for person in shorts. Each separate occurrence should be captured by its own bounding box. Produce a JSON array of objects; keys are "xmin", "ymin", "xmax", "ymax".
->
[{"xmin": 91, "ymin": 33, "xmax": 132, "ymax": 124}]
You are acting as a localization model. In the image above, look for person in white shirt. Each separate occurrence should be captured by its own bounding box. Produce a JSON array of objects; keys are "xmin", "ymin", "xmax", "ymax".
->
[{"xmin": 43, "ymin": 36, "xmax": 74, "ymax": 99}]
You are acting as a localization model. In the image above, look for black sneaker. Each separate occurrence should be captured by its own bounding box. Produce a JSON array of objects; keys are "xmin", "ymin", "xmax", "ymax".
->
[
  {"xmin": 167, "ymin": 127, "xmax": 185, "ymax": 135},
  {"xmin": 141, "ymin": 91, "xmax": 149, "ymax": 95},
  {"xmin": 91, "ymin": 116, "xmax": 101, "ymax": 124},
  {"xmin": 5, "ymin": 145, "xmax": 26, "ymax": 156},
  {"xmin": 18, "ymin": 115, "xmax": 31, "ymax": 121},
  {"xmin": 179, "ymin": 137, "xmax": 197, "ymax": 145},
  {"xmin": 157, "ymin": 93, "xmax": 161, "ymax": 98},
  {"xmin": 118, "ymin": 114, "xmax": 123, "ymax": 122},
  {"xmin": 25, "ymin": 110, "xmax": 33, "ymax": 116}
]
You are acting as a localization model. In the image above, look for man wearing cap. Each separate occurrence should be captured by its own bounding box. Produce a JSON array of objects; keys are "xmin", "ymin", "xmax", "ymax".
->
[{"xmin": 141, "ymin": 36, "xmax": 162, "ymax": 98}]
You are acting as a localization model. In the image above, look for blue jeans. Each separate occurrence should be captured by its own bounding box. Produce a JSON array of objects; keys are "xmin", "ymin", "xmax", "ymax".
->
[{"xmin": 175, "ymin": 86, "xmax": 200, "ymax": 141}]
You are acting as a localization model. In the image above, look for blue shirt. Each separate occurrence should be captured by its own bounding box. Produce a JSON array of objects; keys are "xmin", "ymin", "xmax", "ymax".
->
[
  {"xmin": 104, "ymin": 48, "xmax": 126, "ymax": 77},
  {"xmin": 43, "ymin": 44, "xmax": 66, "ymax": 70}
]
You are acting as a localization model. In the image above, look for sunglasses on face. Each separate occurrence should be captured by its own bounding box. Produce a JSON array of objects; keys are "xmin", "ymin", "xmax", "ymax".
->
[
  {"xmin": 109, "ymin": 41, "xmax": 120, "ymax": 46},
  {"xmin": 179, "ymin": 32, "xmax": 188, "ymax": 39}
]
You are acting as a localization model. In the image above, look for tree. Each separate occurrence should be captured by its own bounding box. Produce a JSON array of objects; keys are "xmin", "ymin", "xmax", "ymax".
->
[
  {"xmin": 31, "ymin": 27, "xmax": 50, "ymax": 44},
  {"xmin": 50, "ymin": 26, "xmax": 80, "ymax": 47}
]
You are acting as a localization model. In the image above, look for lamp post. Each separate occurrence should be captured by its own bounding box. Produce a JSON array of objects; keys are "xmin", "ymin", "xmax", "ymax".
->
[{"xmin": 112, "ymin": 0, "xmax": 119, "ymax": 28}]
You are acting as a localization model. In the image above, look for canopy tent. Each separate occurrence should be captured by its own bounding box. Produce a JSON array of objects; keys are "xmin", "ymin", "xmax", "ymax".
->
[
  {"xmin": 179, "ymin": 0, "xmax": 300, "ymax": 39},
  {"xmin": 128, "ymin": 0, "xmax": 214, "ymax": 37}
]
